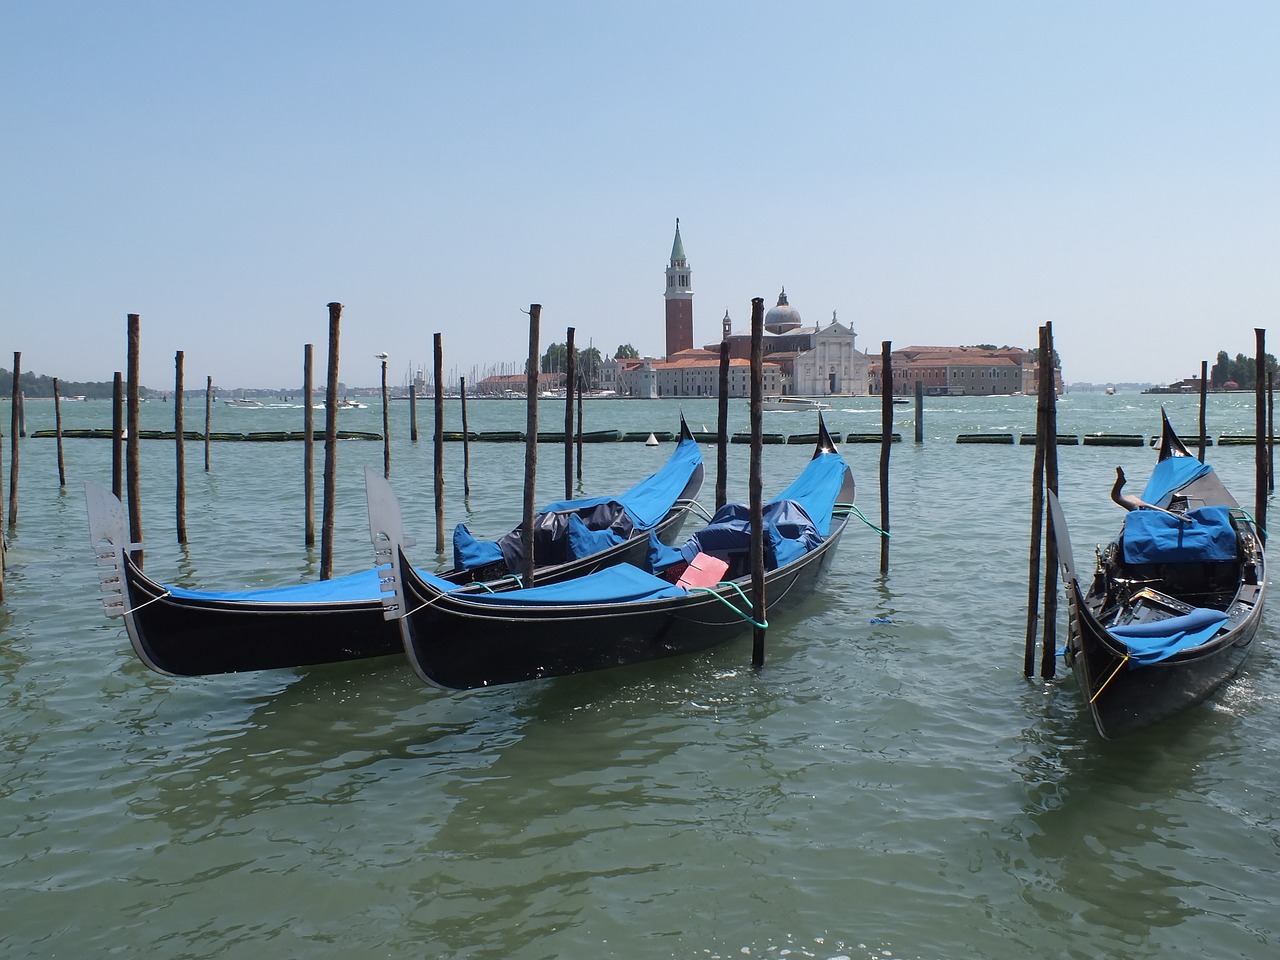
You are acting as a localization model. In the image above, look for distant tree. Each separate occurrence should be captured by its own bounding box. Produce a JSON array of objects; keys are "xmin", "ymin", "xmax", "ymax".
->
[
  {"xmin": 541, "ymin": 342, "xmax": 570, "ymax": 374},
  {"xmin": 539, "ymin": 343, "xmax": 604, "ymax": 389},
  {"xmin": 615, "ymin": 343, "xmax": 639, "ymax": 360},
  {"xmin": 1026, "ymin": 346, "xmax": 1062, "ymax": 369},
  {"xmin": 1209, "ymin": 350, "xmax": 1231, "ymax": 388},
  {"xmin": 1207, "ymin": 350, "xmax": 1278, "ymax": 389},
  {"xmin": 970, "ymin": 343, "xmax": 998, "ymax": 351}
]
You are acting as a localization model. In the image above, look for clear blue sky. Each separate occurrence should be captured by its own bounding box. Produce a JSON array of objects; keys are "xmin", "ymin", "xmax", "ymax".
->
[{"xmin": 3, "ymin": 1, "xmax": 1277, "ymax": 389}]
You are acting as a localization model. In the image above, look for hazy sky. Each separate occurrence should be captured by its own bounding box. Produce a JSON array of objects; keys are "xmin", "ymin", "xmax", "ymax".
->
[{"xmin": 3, "ymin": 1, "xmax": 1278, "ymax": 389}]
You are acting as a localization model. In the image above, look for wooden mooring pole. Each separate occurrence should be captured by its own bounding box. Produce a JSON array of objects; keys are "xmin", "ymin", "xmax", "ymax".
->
[
  {"xmin": 564, "ymin": 327, "xmax": 576, "ymax": 500},
  {"xmin": 521, "ymin": 305, "xmax": 542, "ymax": 587},
  {"xmin": 749, "ymin": 297, "xmax": 767, "ymax": 669},
  {"xmin": 303, "ymin": 344, "xmax": 315, "ymax": 547},
  {"xmin": 914, "ymin": 379, "xmax": 924, "ymax": 443},
  {"xmin": 1255, "ymin": 328, "xmax": 1267, "ymax": 540},
  {"xmin": 174, "ymin": 350, "xmax": 187, "ymax": 544},
  {"xmin": 1268, "ymin": 370, "xmax": 1274, "ymax": 493},
  {"xmin": 409, "ymin": 380, "xmax": 419, "ymax": 443},
  {"xmin": 8, "ymin": 351, "xmax": 20, "ymax": 526},
  {"xmin": 1198, "ymin": 360, "xmax": 1208, "ymax": 462},
  {"xmin": 381, "ymin": 357, "xmax": 391, "ymax": 479},
  {"xmin": 1024, "ymin": 325, "xmax": 1050, "ymax": 678},
  {"xmin": 1039, "ymin": 322, "xmax": 1059, "ymax": 680},
  {"xmin": 320, "ymin": 306, "xmax": 341, "ymax": 580},
  {"xmin": 53, "ymin": 378, "xmax": 66, "ymax": 488},
  {"xmin": 576, "ymin": 373, "xmax": 584, "ymax": 484},
  {"xmin": 460, "ymin": 376, "xmax": 471, "ymax": 497},
  {"xmin": 112, "ymin": 372, "xmax": 123, "ymax": 500},
  {"xmin": 879, "ymin": 341, "xmax": 892, "ymax": 575},
  {"xmin": 716, "ymin": 340, "xmax": 729, "ymax": 510},
  {"xmin": 433, "ymin": 332, "xmax": 445, "ymax": 555},
  {"xmin": 126, "ymin": 316, "xmax": 143, "ymax": 568},
  {"xmin": 204, "ymin": 375, "xmax": 212, "ymax": 472}
]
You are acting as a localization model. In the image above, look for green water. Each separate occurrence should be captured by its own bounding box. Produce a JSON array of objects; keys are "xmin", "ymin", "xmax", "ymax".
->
[{"xmin": 1, "ymin": 393, "xmax": 1276, "ymax": 959}]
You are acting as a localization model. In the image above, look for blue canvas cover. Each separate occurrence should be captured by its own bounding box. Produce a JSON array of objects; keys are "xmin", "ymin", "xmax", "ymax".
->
[
  {"xmin": 1141, "ymin": 457, "xmax": 1214, "ymax": 508},
  {"xmin": 566, "ymin": 513, "xmax": 626, "ymax": 559},
  {"xmin": 166, "ymin": 565, "xmax": 457, "ymax": 604},
  {"xmin": 453, "ymin": 525, "xmax": 505, "ymax": 569},
  {"xmin": 767, "ymin": 452, "xmax": 848, "ymax": 536},
  {"xmin": 454, "ymin": 436, "xmax": 702, "ymax": 571},
  {"xmin": 1121, "ymin": 506, "xmax": 1237, "ymax": 564},
  {"xmin": 457, "ymin": 562, "xmax": 687, "ymax": 606},
  {"xmin": 673, "ymin": 451, "xmax": 847, "ymax": 573},
  {"xmin": 1108, "ymin": 607, "xmax": 1231, "ymax": 665}
]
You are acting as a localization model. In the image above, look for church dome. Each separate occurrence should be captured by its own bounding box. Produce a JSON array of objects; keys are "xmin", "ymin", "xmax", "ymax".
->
[{"xmin": 765, "ymin": 288, "xmax": 802, "ymax": 333}]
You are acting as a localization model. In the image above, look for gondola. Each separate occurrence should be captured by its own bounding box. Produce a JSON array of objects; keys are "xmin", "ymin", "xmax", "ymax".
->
[
  {"xmin": 369, "ymin": 415, "xmax": 857, "ymax": 690},
  {"xmin": 85, "ymin": 420, "xmax": 704, "ymax": 677},
  {"xmin": 1047, "ymin": 410, "xmax": 1266, "ymax": 738}
]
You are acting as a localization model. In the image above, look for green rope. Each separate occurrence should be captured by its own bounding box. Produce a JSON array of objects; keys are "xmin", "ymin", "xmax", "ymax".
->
[
  {"xmin": 1233, "ymin": 508, "xmax": 1268, "ymax": 539},
  {"xmin": 839, "ymin": 502, "xmax": 890, "ymax": 538},
  {"xmin": 688, "ymin": 581, "xmax": 768, "ymax": 628},
  {"xmin": 475, "ymin": 574, "xmax": 523, "ymax": 594}
]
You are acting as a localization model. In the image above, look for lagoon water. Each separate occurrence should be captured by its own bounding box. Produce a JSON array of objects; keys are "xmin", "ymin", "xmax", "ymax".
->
[{"xmin": 1, "ymin": 391, "xmax": 1276, "ymax": 959}]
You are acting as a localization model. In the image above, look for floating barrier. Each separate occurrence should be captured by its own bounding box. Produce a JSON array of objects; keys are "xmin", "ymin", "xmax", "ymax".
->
[
  {"xmin": 31, "ymin": 429, "xmax": 383, "ymax": 441},
  {"xmin": 845, "ymin": 432, "xmax": 901, "ymax": 443},
  {"xmin": 1149, "ymin": 435, "xmax": 1213, "ymax": 446},
  {"xmin": 535, "ymin": 429, "xmax": 622, "ymax": 443},
  {"xmin": 957, "ymin": 433, "xmax": 1014, "ymax": 444},
  {"xmin": 1217, "ymin": 435, "xmax": 1256, "ymax": 446},
  {"xmin": 731, "ymin": 432, "xmax": 785, "ymax": 444},
  {"xmin": 1082, "ymin": 434, "xmax": 1145, "ymax": 447},
  {"xmin": 622, "ymin": 430, "xmax": 672, "ymax": 443},
  {"xmin": 1019, "ymin": 434, "xmax": 1080, "ymax": 445}
]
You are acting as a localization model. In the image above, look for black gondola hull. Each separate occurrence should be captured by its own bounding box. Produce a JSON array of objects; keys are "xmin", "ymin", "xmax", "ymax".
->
[
  {"xmin": 1065, "ymin": 581, "xmax": 1263, "ymax": 739},
  {"xmin": 398, "ymin": 517, "xmax": 847, "ymax": 690},
  {"xmin": 116, "ymin": 502, "xmax": 700, "ymax": 677}
]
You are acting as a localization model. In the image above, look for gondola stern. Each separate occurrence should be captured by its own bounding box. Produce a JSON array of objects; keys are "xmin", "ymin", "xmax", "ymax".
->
[
  {"xmin": 1044, "ymin": 490, "xmax": 1078, "ymax": 588},
  {"xmin": 84, "ymin": 480, "xmax": 141, "ymax": 621},
  {"xmin": 363, "ymin": 467, "xmax": 412, "ymax": 625}
]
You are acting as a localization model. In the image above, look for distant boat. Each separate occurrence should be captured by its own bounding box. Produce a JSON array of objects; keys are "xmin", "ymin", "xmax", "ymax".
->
[
  {"xmin": 224, "ymin": 398, "xmax": 264, "ymax": 408},
  {"xmin": 338, "ymin": 398, "xmax": 368, "ymax": 409},
  {"xmin": 1104, "ymin": 386, "xmax": 1116, "ymax": 395},
  {"xmin": 762, "ymin": 397, "xmax": 833, "ymax": 412}
]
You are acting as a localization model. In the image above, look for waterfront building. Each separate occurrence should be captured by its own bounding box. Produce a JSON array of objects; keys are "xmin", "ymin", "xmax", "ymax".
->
[
  {"xmin": 713, "ymin": 291, "xmax": 872, "ymax": 397},
  {"xmin": 867, "ymin": 345, "xmax": 1060, "ymax": 397}
]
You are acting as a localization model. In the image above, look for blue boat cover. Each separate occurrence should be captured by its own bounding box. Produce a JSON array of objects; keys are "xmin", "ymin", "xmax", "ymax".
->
[
  {"xmin": 541, "ymin": 436, "xmax": 703, "ymax": 530},
  {"xmin": 166, "ymin": 565, "xmax": 458, "ymax": 604},
  {"xmin": 1108, "ymin": 607, "xmax": 1231, "ymax": 665},
  {"xmin": 454, "ymin": 562, "xmax": 687, "ymax": 606},
  {"xmin": 566, "ymin": 513, "xmax": 626, "ymax": 559},
  {"xmin": 453, "ymin": 436, "xmax": 702, "ymax": 570},
  {"xmin": 1141, "ymin": 456, "xmax": 1214, "ymax": 508},
  {"xmin": 645, "ymin": 451, "xmax": 848, "ymax": 578},
  {"xmin": 1121, "ymin": 506, "xmax": 1237, "ymax": 564},
  {"xmin": 767, "ymin": 452, "xmax": 848, "ymax": 537},
  {"xmin": 453, "ymin": 527, "xmax": 504, "ymax": 569}
]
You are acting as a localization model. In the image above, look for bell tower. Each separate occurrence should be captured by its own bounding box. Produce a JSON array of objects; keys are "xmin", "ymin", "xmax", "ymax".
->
[{"xmin": 664, "ymin": 219, "xmax": 693, "ymax": 357}]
